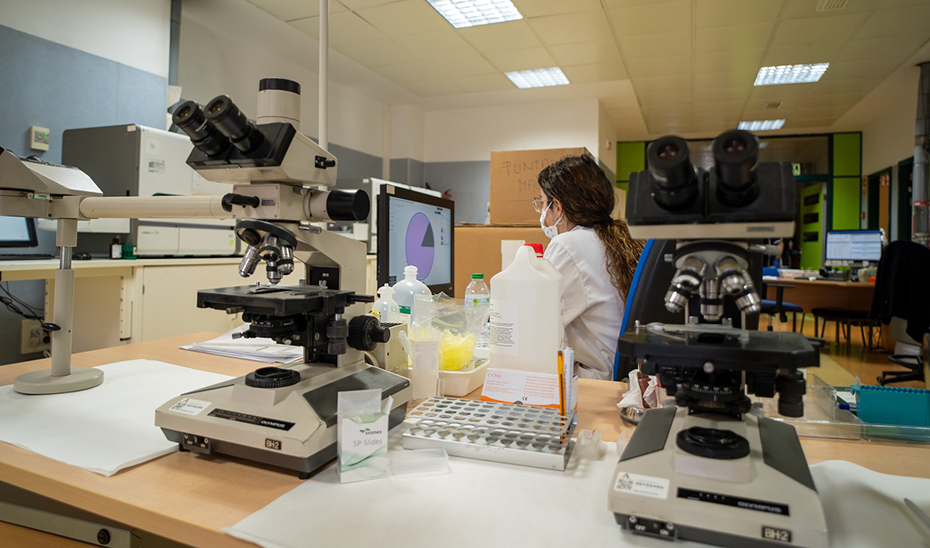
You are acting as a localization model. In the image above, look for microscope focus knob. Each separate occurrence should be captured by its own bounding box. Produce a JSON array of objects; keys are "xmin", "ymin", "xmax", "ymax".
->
[
  {"xmin": 245, "ymin": 367, "xmax": 301, "ymax": 389},
  {"xmin": 347, "ymin": 315, "xmax": 391, "ymax": 352}
]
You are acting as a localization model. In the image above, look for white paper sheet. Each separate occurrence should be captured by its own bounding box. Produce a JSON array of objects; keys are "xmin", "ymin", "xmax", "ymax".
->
[
  {"xmin": 225, "ymin": 436, "xmax": 930, "ymax": 548},
  {"xmin": 0, "ymin": 359, "xmax": 231, "ymax": 476},
  {"xmin": 181, "ymin": 326, "xmax": 303, "ymax": 364}
]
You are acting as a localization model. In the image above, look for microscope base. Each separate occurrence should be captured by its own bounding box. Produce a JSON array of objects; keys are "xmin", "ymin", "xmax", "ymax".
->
[
  {"xmin": 608, "ymin": 406, "xmax": 827, "ymax": 548},
  {"xmin": 155, "ymin": 361, "xmax": 411, "ymax": 478},
  {"xmin": 13, "ymin": 367, "xmax": 104, "ymax": 395}
]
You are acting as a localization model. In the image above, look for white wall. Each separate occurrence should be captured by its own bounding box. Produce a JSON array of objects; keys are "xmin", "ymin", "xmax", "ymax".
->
[
  {"xmin": 862, "ymin": 95, "xmax": 916, "ymax": 176},
  {"xmin": 422, "ymin": 99, "xmax": 601, "ymax": 163},
  {"xmin": 598, "ymin": 102, "xmax": 617, "ymax": 180},
  {"xmin": 390, "ymin": 105, "xmax": 426, "ymax": 162},
  {"xmin": 0, "ymin": 0, "xmax": 170, "ymax": 77}
]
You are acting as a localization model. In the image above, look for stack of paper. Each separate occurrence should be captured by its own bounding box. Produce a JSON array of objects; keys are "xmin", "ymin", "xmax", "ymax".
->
[{"xmin": 181, "ymin": 326, "xmax": 304, "ymax": 364}]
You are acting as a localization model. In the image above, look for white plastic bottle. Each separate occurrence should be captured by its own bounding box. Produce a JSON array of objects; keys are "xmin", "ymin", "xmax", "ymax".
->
[
  {"xmin": 464, "ymin": 273, "xmax": 491, "ymax": 358},
  {"xmin": 525, "ymin": 243, "xmax": 562, "ymax": 282},
  {"xmin": 489, "ymin": 246, "xmax": 563, "ymax": 374},
  {"xmin": 392, "ymin": 265, "xmax": 431, "ymax": 320},
  {"xmin": 372, "ymin": 283, "xmax": 400, "ymax": 323}
]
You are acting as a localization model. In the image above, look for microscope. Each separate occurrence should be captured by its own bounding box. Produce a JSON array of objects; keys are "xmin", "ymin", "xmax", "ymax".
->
[
  {"xmin": 151, "ymin": 79, "xmax": 411, "ymax": 478},
  {"xmin": 0, "ymin": 77, "xmax": 410, "ymax": 478},
  {"xmin": 608, "ymin": 131, "xmax": 828, "ymax": 547}
]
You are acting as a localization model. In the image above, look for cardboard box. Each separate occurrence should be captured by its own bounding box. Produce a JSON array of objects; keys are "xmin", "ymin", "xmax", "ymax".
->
[
  {"xmin": 490, "ymin": 147, "xmax": 590, "ymax": 225},
  {"xmin": 454, "ymin": 225, "xmax": 549, "ymax": 299}
]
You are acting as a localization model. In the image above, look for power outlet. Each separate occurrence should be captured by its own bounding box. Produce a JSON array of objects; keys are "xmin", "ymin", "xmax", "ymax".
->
[{"xmin": 21, "ymin": 319, "xmax": 50, "ymax": 355}]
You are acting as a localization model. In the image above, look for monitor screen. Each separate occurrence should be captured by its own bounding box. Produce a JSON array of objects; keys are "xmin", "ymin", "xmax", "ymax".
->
[
  {"xmin": 377, "ymin": 185, "xmax": 454, "ymax": 295},
  {"xmin": 0, "ymin": 216, "xmax": 38, "ymax": 248},
  {"xmin": 824, "ymin": 230, "xmax": 882, "ymax": 265}
]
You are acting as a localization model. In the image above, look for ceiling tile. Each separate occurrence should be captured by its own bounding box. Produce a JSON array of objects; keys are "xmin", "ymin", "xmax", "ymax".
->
[
  {"xmin": 528, "ymin": 11, "xmax": 614, "ymax": 46},
  {"xmin": 548, "ymin": 40, "xmax": 623, "ymax": 67},
  {"xmin": 609, "ymin": 1, "xmax": 691, "ymax": 38},
  {"xmin": 748, "ymin": 84, "xmax": 813, "ymax": 101},
  {"xmin": 694, "ymin": 49, "xmax": 765, "ymax": 74},
  {"xmin": 561, "ymin": 63, "xmax": 628, "ymax": 84},
  {"xmin": 371, "ymin": 61, "xmax": 436, "ymax": 82},
  {"xmin": 798, "ymin": 93, "xmax": 862, "ymax": 109},
  {"xmin": 692, "ymin": 100, "xmax": 745, "ymax": 114},
  {"xmin": 600, "ymin": 91, "xmax": 639, "ymax": 109},
  {"xmin": 785, "ymin": 116, "xmax": 836, "ymax": 129},
  {"xmin": 625, "ymin": 55, "xmax": 690, "ymax": 78},
  {"xmin": 355, "ymin": 0, "xmax": 450, "ymax": 37},
  {"xmin": 693, "ymin": 86, "xmax": 750, "ymax": 103},
  {"xmin": 691, "ymin": 111, "xmax": 740, "ymax": 132},
  {"xmin": 603, "ymin": 0, "xmax": 677, "ymax": 7},
  {"xmin": 459, "ymin": 20, "xmax": 542, "ymax": 52},
  {"xmin": 855, "ymin": 4, "xmax": 930, "ymax": 39},
  {"xmin": 452, "ymin": 73, "xmax": 514, "ymax": 93},
  {"xmin": 696, "ymin": 24, "xmax": 774, "ymax": 54},
  {"xmin": 337, "ymin": 0, "xmax": 401, "ymax": 8},
  {"xmin": 694, "ymin": 70, "xmax": 755, "ymax": 90},
  {"xmin": 638, "ymin": 90, "xmax": 691, "ymax": 107},
  {"xmin": 289, "ymin": 12, "xmax": 386, "ymax": 46},
  {"xmin": 618, "ymin": 31, "xmax": 691, "ymax": 60},
  {"xmin": 771, "ymin": 12, "xmax": 869, "ymax": 46},
  {"xmin": 403, "ymin": 78, "xmax": 464, "ymax": 97},
  {"xmin": 647, "ymin": 121, "xmax": 694, "ymax": 135},
  {"xmin": 336, "ymin": 39, "xmax": 416, "ymax": 66},
  {"xmin": 794, "ymin": 105, "xmax": 850, "ymax": 119},
  {"xmin": 633, "ymin": 74, "xmax": 691, "ymax": 93},
  {"xmin": 760, "ymin": 42, "xmax": 843, "ymax": 66},
  {"xmin": 779, "ymin": 0, "xmax": 879, "ymax": 19},
  {"xmin": 823, "ymin": 59, "xmax": 896, "ymax": 81},
  {"xmin": 643, "ymin": 104, "xmax": 691, "ymax": 118},
  {"xmin": 512, "ymin": 0, "xmax": 602, "ymax": 18},
  {"xmin": 741, "ymin": 96, "xmax": 799, "ymax": 111},
  {"xmin": 246, "ymin": 0, "xmax": 347, "ymax": 21},
  {"xmin": 695, "ymin": 0, "xmax": 784, "ymax": 29},
  {"xmin": 484, "ymin": 47, "xmax": 555, "ymax": 72},
  {"xmin": 740, "ymin": 108, "xmax": 795, "ymax": 121},
  {"xmin": 837, "ymin": 34, "xmax": 930, "ymax": 63},
  {"xmin": 392, "ymin": 31, "xmax": 477, "ymax": 60},
  {"xmin": 805, "ymin": 76, "xmax": 878, "ymax": 95},
  {"xmin": 424, "ymin": 54, "xmax": 498, "ymax": 78}
]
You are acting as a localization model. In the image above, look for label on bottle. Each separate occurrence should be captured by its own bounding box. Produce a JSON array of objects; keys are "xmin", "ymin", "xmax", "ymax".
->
[{"xmin": 489, "ymin": 299, "xmax": 518, "ymax": 356}]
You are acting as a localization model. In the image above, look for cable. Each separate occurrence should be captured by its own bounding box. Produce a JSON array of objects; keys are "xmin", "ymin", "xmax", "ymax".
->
[{"xmin": 0, "ymin": 282, "xmax": 44, "ymax": 320}]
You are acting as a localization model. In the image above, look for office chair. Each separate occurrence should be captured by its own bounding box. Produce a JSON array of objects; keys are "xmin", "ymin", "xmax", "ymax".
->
[
  {"xmin": 869, "ymin": 240, "xmax": 930, "ymax": 385},
  {"xmin": 613, "ymin": 239, "xmax": 762, "ymax": 381},
  {"xmin": 760, "ymin": 266, "xmax": 806, "ymax": 332}
]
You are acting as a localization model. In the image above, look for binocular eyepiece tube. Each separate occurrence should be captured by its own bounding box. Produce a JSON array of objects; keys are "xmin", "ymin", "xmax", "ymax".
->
[
  {"xmin": 204, "ymin": 95, "xmax": 266, "ymax": 155},
  {"xmin": 646, "ymin": 135, "xmax": 699, "ymax": 210},
  {"xmin": 712, "ymin": 129, "xmax": 760, "ymax": 207},
  {"xmin": 173, "ymin": 101, "xmax": 231, "ymax": 157}
]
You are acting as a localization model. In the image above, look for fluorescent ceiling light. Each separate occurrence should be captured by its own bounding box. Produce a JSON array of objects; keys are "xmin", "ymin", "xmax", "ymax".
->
[
  {"xmin": 754, "ymin": 63, "xmax": 829, "ymax": 86},
  {"xmin": 505, "ymin": 67, "xmax": 570, "ymax": 89},
  {"xmin": 427, "ymin": 0, "xmax": 522, "ymax": 29},
  {"xmin": 738, "ymin": 119, "xmax": 786, "ymax": 131}
]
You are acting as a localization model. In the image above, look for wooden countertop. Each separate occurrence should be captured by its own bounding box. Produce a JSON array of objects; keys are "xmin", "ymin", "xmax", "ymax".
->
[
  {"xmin": 1, "ymin": 333, "xmax": 927, "ymax": 547},
  {"xmin": 764, "ymin": 276, "xmax": 876, "ymax": 289}
]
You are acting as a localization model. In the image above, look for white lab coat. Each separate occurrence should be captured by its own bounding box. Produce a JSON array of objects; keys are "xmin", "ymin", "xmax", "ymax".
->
[{"xmin": 543, "ymin": 226, "xmax": 625, "ymax": 380}]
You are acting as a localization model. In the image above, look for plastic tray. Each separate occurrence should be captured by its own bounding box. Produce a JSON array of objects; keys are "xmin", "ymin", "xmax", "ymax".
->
[{"xmin": 440, "ymin": 360, "xmax": 488, "ymax": 397}]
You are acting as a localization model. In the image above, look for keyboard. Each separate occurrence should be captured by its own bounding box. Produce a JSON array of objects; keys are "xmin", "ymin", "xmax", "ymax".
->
[{"xmin": 0, "ymin": 253, "xmax": 56, "ymax": 261}]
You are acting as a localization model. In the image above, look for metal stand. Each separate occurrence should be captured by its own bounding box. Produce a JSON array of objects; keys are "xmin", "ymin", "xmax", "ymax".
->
[{"xmin": 13, "ymin": 219, "xmax": 104, "ymax": 394}]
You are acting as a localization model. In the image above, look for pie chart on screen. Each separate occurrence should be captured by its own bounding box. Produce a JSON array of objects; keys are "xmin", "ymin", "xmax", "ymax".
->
[{"xmin": 405, "ymin": 212, "xmax": 434, "ymax": 278}]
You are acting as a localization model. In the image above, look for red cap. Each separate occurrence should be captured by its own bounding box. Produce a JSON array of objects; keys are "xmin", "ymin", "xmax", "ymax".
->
[{"xmin": 525, "ymin": 242, "xmax": 544, "ymax": 258}]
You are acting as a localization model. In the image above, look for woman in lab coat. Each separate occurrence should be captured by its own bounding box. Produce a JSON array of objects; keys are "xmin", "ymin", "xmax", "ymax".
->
[{"xmin": 535, "ymin": 155, "xmax": 644, "ymax": 380}]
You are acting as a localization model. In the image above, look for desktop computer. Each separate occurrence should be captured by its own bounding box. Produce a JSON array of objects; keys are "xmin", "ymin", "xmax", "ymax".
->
[{"xmin": 824, "ymin": 230, "xmax": 882, "ymax": 267}]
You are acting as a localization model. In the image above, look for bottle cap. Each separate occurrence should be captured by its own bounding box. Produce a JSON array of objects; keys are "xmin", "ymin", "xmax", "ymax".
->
[
  {"xmin": 377, "ymin": 283, "xmax": 394, "ymax": 297},
  {"xmin": 526, "ymin": 243, "xmax": 544, "ymax": 258},
  {"xmin": 471, "ymin": 273, "xmax": 484, "ymax": 279},
  {"xmin": 404, "ymin": 265, "xmax": 418, "ymax": 278}
]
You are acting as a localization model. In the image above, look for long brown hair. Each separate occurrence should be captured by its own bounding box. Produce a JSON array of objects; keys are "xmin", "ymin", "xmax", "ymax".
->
[{"xmin": 538, "ymin": 155, "xmax": 644, "ymax": 298}]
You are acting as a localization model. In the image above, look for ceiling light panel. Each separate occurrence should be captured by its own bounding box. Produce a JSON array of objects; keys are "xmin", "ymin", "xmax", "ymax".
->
[
  {"xmin": 427, "ymin": 0, "xmax": 523, "ymax": 29},
  {"xmin": 505, "ymin": 67, "xmax": 569, "ymax": 88},
  {"xmin": 738, "ymin": 119, "xmax": 786, "ymax": 131},
  {"xmin": 754, "ymin": 63, "xmax": 830, "ymax": 86}
]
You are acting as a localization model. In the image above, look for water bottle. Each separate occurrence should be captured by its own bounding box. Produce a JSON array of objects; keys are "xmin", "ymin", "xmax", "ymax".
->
[
  {"xmin": 465, "ymin": 273, "xmax": 491, "ymax": 356},
  {"xmin": 392, "ymin": 265, "xmax": 431, "ymax": 321}
]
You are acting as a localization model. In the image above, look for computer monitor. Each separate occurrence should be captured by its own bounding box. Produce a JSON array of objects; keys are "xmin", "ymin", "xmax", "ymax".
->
[
  {"xmin": 0, "ymin": 216, "xmax": 39, "ymax": 248},
  {"xmin": 824, "ymin": 230, "xmax": 882, "ymax": 267},
  {"xmin": 377, "ymin": 185, "xmax": 454, "ymax": 295}
]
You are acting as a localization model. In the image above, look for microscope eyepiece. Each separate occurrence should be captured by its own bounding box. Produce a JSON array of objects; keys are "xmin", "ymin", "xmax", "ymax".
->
[
  {"xmin": 712, "ymin": 129, "xmax": 760, "ymax": 207},
  {"xmin": 646, "ymin": 135, "xmax": 699, "ymax": 210},
  {"xmin": 204, "ymin": 95, "xmax": 266, "ymax": 155},
  {"xmin": 172, "ymin": 100, "xmax": 231, "ymax": 157}
]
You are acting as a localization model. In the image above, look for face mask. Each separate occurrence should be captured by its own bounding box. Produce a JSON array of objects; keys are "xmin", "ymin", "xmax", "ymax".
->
[{"xmin": 539, "ymin": 201, "xmax": 562, "ymax": 239}]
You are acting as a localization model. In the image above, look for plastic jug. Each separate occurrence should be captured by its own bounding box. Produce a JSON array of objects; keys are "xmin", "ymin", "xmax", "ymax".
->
[
  {"xmin": 372, "ymin": 283, "xmax": 400, "ymax": 323},
  {"xmin": 392, "ymin": 265, "xmax": 431, "ymax": 319},
  {"xmin": 489, "ymin": 245, "xmax": 563, "ymax": 374},
  {"xmin": 525, "ymin": 243, "xmax": 562, "ymax": 284}
]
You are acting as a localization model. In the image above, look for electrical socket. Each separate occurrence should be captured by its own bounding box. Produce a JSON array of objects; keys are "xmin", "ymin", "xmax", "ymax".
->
[{"xmin": 21, "ymin": 319, "xmax": 50, "ymax": 355}]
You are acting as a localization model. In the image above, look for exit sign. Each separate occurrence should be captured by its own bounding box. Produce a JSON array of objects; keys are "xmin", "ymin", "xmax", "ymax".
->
[{"xmin": 792, "ymin": 163, "xmax": 801, "ymax": 176}]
